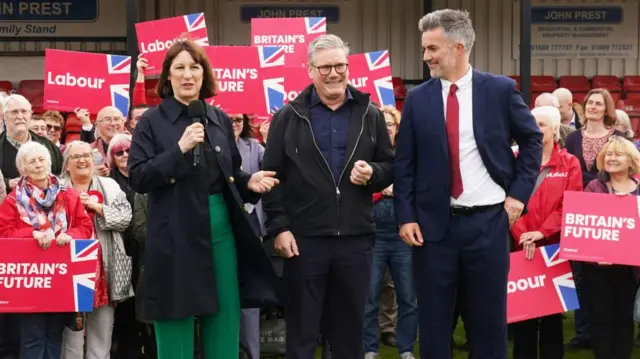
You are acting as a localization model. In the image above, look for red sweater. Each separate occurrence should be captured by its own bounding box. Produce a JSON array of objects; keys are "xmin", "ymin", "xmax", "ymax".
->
[{"xmin": 0, "ymin": 187, "xmax": 94, "ymax": 240}]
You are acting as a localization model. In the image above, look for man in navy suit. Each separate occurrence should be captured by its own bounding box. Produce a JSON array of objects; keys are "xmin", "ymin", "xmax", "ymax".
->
[{"xmin": 394, "ymin": 9, "xmax": 543, "ymax": 359}]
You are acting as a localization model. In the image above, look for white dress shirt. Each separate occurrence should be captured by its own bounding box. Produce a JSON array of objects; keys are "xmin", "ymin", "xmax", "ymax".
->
[{"xmin": 440, "ymin": 66, "xmax": 506, "ymax": 207}]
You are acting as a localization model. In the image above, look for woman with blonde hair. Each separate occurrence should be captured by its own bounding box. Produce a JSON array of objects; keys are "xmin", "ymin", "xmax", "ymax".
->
[
  {"xmin": 60, "ymin": 140, "xmax": 133, "ymax": 359},
  {"xmin": 582, "ymin": 136, "xmax": 640, "ymax": 359}
]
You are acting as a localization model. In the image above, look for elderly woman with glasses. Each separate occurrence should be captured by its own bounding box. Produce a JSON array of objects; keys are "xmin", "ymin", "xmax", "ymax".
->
[
  {"xmin": 59, "ymin": 141, "xmax": 133, "ymax": 359},
  {"xmin": 0, "ymin": 142, "xmax": 94, "ymax": 359},
  {"xmin": 582, "ymin": 136, "xmax": 640, "ymax": 359}
]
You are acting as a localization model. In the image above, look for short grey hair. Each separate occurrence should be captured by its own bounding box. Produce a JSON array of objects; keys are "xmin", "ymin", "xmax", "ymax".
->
[
  {"xmin": 61, "ymin": 141, "xmax": 94, "ymax": 180},
  {"xmin": 3, "ymin": 94, "xmax": 32, "ymax": 115},
  {"xmin": 418, "ymin": 9, "xmax": 476, "ymax": 53},
  {"xmin": 615, "ymin": 109, "xmax": 634, "ymax": 138},
  {"xmin": 307, "ymin": 34, "xmax": 350, "ymax": 63},
  {"xmin": 531, "ymin": 106, "xmax": 562, "ymax": 140},
  {"xmin": 16, "ymin": 141, "xmax": 52, "ymax": 175},
  {"xmin": 535, "ymin": 92, "xmax": 560, "ymax": 108}
]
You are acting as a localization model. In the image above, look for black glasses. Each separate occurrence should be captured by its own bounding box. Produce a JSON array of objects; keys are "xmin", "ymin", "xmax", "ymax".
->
[
  {"xmin": 69, "ymin": 153, "xmax": 93, "ymax": 161},
  {"xmin": 47, "ymin": 124, "xmax": 61, "ymax": 132},
  {"xmin": 114, "ymin": 149, "xmax": 129, "ymax": 157},
  {"xmin": 312, "ymin": 63, "xmax": 348, "ymax": 75}
]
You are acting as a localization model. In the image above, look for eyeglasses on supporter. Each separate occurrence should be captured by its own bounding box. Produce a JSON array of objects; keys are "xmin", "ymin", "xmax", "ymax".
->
[
  {"xmin": 230, "ymin": 117, "xmax": 244, "ymax": 125},
  {"xmin": 97, "ymin": 117, "xmax": 124, "ymax": 124},
  {"xmin": 47, "ymin": 124, "xmax": 62, "ymax": 132},
  {"xmin": 69, "ymin": 153, "xmax": 93, "ymax": 161},
  {"xmin": 311, "ymin": 63, "xmax": 349, "ymax": 76}
]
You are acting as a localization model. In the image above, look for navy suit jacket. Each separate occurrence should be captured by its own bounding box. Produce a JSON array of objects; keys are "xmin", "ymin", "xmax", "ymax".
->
[{"xmin": 393, "ymin": 70, "xmax": 543, "ymax": 242}]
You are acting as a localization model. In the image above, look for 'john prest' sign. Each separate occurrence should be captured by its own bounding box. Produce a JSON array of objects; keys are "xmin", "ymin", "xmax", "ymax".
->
[{"xmin": 511, "ymin": 1, "xmax": 638, "ymax": 59}]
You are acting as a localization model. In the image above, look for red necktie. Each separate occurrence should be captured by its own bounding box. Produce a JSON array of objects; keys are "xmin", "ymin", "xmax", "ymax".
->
[{"xmin": 446, "ymin": 84, "xmax": 463, "ymax": 199}]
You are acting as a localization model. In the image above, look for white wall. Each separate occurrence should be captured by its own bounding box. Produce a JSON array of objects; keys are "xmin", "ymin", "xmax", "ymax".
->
[{"xmin": 433, "ymin": 0, "xmax": 640, "ymax": 77}]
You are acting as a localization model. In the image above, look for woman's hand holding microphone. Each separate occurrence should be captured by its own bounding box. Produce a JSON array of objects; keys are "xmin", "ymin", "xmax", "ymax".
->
[{"xmin": 177, "ymin": 123, "xmax": 280, "ymax": 193}]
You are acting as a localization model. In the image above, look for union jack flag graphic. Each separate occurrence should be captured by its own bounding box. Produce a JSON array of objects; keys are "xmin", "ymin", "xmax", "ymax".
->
[
  {"xmin": 107, "ymin": 55, "xmax": 131, "ymax": 75},
  {"xmin": 365, "ymin": 50, "xmax": 390, "ymax": 71},
  {"xmin": 258, "ymin": 46, "xmax": 286, "ymax": 68},
  {"xmin": 110, "ymin": 84, "xmax": 130, "ymax": 119},
  {"xmin": 373, "ymin": 76, "xmax": 396, "ymax": 107},
  {"xmin": 541, "ymin": 244, "xmax": 580, "ymax": 312},
  {"xmin": 305, "ymin": 17, "xmax": 327, "ymax": 34},
  {"xmin": 70, "ymin": 240, "xmax": 100, "ymax": 312},
  {"xmin": 263, "ymin": 78, "xmax": 286, "ymax": 114},
  {"xmin": 184, "ymin": 13, "xmax": 206, "ymax": 32}
]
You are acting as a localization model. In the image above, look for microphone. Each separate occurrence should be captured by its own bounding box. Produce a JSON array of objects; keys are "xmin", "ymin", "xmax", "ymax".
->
[{"xmin": 187, "ymin": 100, "xmax": 206, "ymax": 167}]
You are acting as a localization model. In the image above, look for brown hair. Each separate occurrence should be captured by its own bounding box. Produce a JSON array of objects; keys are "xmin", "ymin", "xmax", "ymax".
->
[
  {"xmin": 156, "ymin": 39, "xmax": 217, "ymax": 100},
  {"xmin": 42, "ymin": 110, "xmax": 64, "ymax": 126},
  {"xmin": 583, "ymin": 88, "xmax": 616, "ymax": 127}
]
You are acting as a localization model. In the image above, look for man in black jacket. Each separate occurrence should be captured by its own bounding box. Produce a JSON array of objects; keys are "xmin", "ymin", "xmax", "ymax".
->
[{"xmin": 262, "ymin": 34, "xmax": 394, "ymax": 359}]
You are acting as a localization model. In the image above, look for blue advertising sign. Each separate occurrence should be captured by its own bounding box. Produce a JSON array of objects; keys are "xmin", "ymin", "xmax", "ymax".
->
[
  {"xmin": 240, "ymin": 5, "xmax": 340, "ymax": 23},
  {"xmin": 0, "ymin": 0, "xmax": 99, "ymax": 22},
  {"xmin": 532, "ymin": 6, "xmax": 623, "ymax": 24}
]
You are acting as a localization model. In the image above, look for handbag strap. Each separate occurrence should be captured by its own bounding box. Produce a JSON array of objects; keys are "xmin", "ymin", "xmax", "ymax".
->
[{"xmin": 532, "ymin": 167, "xmax": 551, "ymax": 196}]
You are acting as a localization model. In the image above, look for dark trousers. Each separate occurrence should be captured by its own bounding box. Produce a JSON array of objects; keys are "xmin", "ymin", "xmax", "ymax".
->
[
  {"xmin": 0, "ymin": 314, "xmax": 20, "ymax": 358},
  {"xmin": 583, "ymin": 263, "xmax": 637, "ymax": 359},
  {"xmin": 284, "ymin": 234, "xmax": 374, "ymax": 359},
  {"xmin": 512, "ymin": 314, "xmax": 563, "ymax": 359},
  {"xmin": 112, "ymin": 298, "xmax": 143, "ymax": 359},
  {"xmin": 415, "ymin": 204, "xmax": 509, "ymax": 359},
  {"xmin": 20, "ymin": 313, "xmax": 68, "ymax": 359},
  {"xmin": 571, "ymin": 261, "xmax": 592, "ymax": 342}
]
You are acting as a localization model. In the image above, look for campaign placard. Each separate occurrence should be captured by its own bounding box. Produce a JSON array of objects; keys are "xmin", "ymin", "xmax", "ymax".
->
[
  {"xmin": 560, "ymin": 191, "xmax": 640, "ymax": 266},
  {"xmin": 43, "ymin": 49, "xmax": 131, "ymax": 117},
  {"xmin": 136, "ymin": 13, "xmax": 209, "ymax": 76},
  {"xmin": 507, "ymin": 244, "xmax": 579, "ymax": 323},
  {"xmin": 0, "ymin": 239, "xmax": 99, "ymax": 313},
  {"xmin": 347, "ymin": 51, "xmax": 395, "ymax": 107},
  {"xmin": 251, "ymin": 17, "xmax": 326, "ymax": 68},
  {"xmin": 276, "ymin": 50, "xmax": 395, "ymax": 109},
  {"xmin": 205, "ymin": 45, "xmax": 286, "ymax": 116}
]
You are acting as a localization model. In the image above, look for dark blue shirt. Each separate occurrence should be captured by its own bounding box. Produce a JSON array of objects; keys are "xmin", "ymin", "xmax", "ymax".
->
[{"xmin": 309, "ymin": 88, "xmax": 354, "ymax": 184}]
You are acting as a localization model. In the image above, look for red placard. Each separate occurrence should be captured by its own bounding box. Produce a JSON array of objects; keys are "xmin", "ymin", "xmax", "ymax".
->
[
  {"xmin": 0, "ymin": 239, "xmax": 99, "ymax": 313},
  {"xmin": 44, "ymin": 49, "xmax": 131, "ymax": 117},
  {"xmin": 251, "ymin": 17, "xmax": 326, "ymax": 68},
  {"xmin": 560, "ymin": 191, "xmax": 640, "ymax": 266},
  {"xmin": 507, "ymin": 244, "xmax": 579, "ymax": 323},
  {"xmin": 135, "ymin": 13, "xmax": 209, "ymax": 76},
  {"xmin": 205, "ymin": 45, "xmax": 287, "ymax": 116},
  {"xmin": 281, "ymin": 51, "xmax": 395, "ymax": 108}
]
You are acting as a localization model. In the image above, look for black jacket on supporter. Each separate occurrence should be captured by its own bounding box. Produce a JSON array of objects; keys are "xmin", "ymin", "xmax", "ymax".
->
[
  {"xmin": 0, "ymin": 130, "xmax": 63, "ymax": 189},
  {"xmin": 262, "ymin": 84, "xmax": 394, "ymax": 239}
]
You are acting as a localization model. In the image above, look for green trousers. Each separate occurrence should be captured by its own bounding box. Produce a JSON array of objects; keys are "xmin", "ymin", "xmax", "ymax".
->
[{"xmin": 154, "ymin": 194, "xmax": 241, "ymax": 359}]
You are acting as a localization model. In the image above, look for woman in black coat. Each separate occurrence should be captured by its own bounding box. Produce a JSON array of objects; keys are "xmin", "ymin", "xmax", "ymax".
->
[{"xmin": 127, "ymin": 39, "xmax": 282, "ymax": 359}]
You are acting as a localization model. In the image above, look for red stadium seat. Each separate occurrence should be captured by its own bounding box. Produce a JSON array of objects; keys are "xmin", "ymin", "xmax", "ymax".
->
[
  {"xmin": 624, "ymin": 76, "xmax": 640, "ymax": 92},
  {"xmin": 0, "ymin": 81, "xmax": 13, "ymax": 93},
  {"xmin": 395, "ymin": 99, "xmax": 404, "ymax": 112},
  {"xmin": 592, "ymin": 75, "xmax": 621, "ymax": 92},
  {"xmin": 621, "ymin": 98, "xmax": 640, "ymax": 117},
  {"xmin": 573, "ymin": 92, "xmax": 587, "ymax": 106},
  {"xmin": 559, "ymin": 76, "xmax": 590, "ymax": 92},
  {"xmin": 627, "ymin": 92, "xmax": 640, "ymax": 102},
  {"xmin": 531, "ymin": 76, "xmax": 557, "ymax": 93},
  {"xmin": 392, "ymin": 77, "xmax": 406, "ymax": 99},
  {"xmin": 18, "ymin": 80, "xmax": 44, "ymax": 107}
]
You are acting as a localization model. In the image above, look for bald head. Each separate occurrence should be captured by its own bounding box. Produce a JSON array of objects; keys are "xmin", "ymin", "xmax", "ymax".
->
[
  {"xmin": 552, "ymin": 88, "xmax": 574, "ymax": 122},
  {"xmin": 96, "ymin": 106, "xmax": 125, "ymax": 143},
  {"xmin": 535, "ymin": 93, "xmax": 559, "ymax": 108}
]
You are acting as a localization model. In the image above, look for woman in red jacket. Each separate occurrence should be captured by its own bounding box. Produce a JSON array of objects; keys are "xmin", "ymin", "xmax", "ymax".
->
[
  {"xmin": 510, "ymin": 106, "xmax": 583, "ymax": 359},
  {"xmin": 0, "ymin": 141, "xmax": 94, "ymax": 359}
]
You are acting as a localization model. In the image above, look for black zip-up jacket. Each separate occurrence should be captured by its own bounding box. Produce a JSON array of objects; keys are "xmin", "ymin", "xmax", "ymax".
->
[{"xmin": 262, "ymin": 84, "xmax": 394, "ymax": 238}]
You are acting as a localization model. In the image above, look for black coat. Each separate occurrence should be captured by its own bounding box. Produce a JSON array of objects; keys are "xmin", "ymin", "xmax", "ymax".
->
[{"xmin": 128, "ymin": 97, "xmax": 284, "ymax": 320}]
